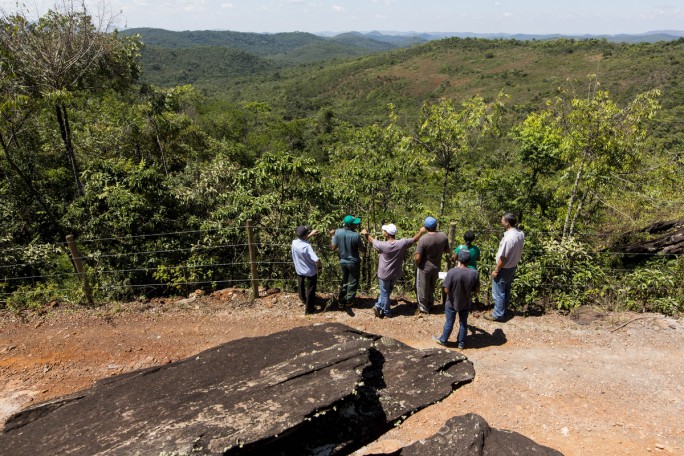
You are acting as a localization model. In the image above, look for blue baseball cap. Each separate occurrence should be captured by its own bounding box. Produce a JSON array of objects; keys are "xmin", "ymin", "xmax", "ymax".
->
[{"xmin": 424, "ymin": 216, "xmax": 437, "ymax": 230}]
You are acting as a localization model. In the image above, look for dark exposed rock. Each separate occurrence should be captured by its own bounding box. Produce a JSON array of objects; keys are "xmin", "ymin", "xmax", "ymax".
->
[
  {"xmin": 0, "ymin": 323, "xmax": 474, "ymax": 455},
  {"xmin": 367, "ymin": 414, "xmax": 564, "ymax": 456},
  {"xmin": 611, "ymin": 218, "xmax": 684, "ymax": 258}
]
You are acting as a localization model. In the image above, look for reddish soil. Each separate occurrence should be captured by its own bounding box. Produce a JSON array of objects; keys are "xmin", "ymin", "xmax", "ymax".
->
[{"xmin": 1, "ymin": 289, "xmax": 682, "ymax": 455}]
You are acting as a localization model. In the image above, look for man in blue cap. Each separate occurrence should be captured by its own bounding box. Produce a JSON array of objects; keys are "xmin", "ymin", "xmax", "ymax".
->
[
  {"xmin": 331, "ymin": 214, "xmax": 364, "ymax": 307},
  {"xmin": 433, "ymin": 248, "xmax": 480, "ymax": 349},
  {"xmin": 414, "ymin": 216, "xmax": 450, "ymax": 314}
]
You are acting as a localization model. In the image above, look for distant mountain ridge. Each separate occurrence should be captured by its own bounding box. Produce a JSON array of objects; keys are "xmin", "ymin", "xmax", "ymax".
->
[
  {"xmin": 317, "ymin": 30, "xmax": 684, "ymax": 43},
  {"xmin": 120, "ymin": 28, "xmax": 422, "ymax": 55}
]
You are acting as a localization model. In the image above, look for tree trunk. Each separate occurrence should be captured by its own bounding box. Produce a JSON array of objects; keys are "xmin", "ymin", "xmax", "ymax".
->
[
  {"xmin": 563, "ymin": 165, "xmax": 583, "ymax": 240},
  {"xmin": 55, "ymin": 104, "xmax": 84, "ymax": 197},
  {"xmin": 438, "ymin": 167, "xmax": 449, "ymax": 225},
  {"xmin": 151, "ymin": 117, "xmax": 169, "ymax": 176},
  {"xmin": 568, "ymin": 191, "xmax": 588, "ymax": 238}
]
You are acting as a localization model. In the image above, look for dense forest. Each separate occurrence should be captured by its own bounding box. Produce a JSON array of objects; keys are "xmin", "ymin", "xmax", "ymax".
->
[{"xmin": 1, "ymin": 4, "xmax": 682, "ymax": 314}]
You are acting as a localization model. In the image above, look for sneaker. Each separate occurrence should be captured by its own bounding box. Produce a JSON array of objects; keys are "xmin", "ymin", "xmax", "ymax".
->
[
  {"xmin": 373, "ymin": 306, "xmax": 384, "ymax": 318},
  {"xmin": 432, "ymin": 336, "xmax": 446, "ymax": 346},
  {"xmin": 483, "ymin": 313, "xmax": 503, "ymax": 322},
  {"xmin": 419, "ymin": 305, "xmax": 429, "ymax": 314},
  {"xmin": 457, "ymin": 343, "xmax": 465, "ymax": 349}
]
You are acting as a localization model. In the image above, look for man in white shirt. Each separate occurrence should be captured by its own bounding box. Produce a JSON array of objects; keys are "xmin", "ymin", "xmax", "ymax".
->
[
  {"xmin": 484, "ymin": 213, "xmax": 524, "ymax": 322},
  {"xmin": 291, "ymin": 225, "xmax": 321, "ymax": 315}
]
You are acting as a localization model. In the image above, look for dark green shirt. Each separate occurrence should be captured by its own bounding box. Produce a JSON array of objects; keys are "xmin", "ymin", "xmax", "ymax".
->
[{"xmin": 332, "ymin": 227, "xmax": 362, "ymax": 264}]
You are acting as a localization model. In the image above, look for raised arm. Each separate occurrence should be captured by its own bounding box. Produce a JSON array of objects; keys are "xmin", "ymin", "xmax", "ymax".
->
[
  {"xmin": 411, "ymin": 226, "xmax": 428, "ymax": 243},
  {"xmin": 360, "ymin": 229, "xmax": 375, "ymax": 244},
  {"xmin": 329, "ymin": 229, "xmax": 338, "ymax": 251}
]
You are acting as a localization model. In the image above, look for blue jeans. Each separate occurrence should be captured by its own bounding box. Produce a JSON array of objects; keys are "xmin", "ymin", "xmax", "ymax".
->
[
  {"xmin": 492, "ymin": 266, "xmax": 516, "ymax": 320},
  {"xmin": 439, "ymin": 306, "xmax": 469, "ymax": 346},
  {"xmin": 375, "ymin": 277, "xmax": 397, "ymax": 316}
]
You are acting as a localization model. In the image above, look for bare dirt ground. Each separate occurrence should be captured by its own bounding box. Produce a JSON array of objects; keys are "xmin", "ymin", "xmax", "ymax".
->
[{"xmin": 1, "ymin": 289, "xmax": 683, "ymax": 456}]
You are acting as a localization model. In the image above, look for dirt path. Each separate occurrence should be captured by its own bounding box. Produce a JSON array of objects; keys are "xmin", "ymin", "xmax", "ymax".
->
[{"xmin": 1, "ymin": 291, "xmax": 682, "ymax": 455}]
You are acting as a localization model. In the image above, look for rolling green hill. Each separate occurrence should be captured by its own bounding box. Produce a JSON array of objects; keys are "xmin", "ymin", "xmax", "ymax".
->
[
  {"xmin": 212, "ymin": 37, "xmax": 684, "ymax": 124},
  {"xmin": 126, "ymin": 28, "xmax": 421, "ymax": 83},
  {"xmin": 121, "ymin": 28, "xmax": 324, "ymax": 55},
  {"xmin": 328, "ymin": 32, "xmax": 397, "ymax": 51},
  {"xmin": 139, "ymin": 46, "xmax": 276, "ymax": 87},
  {"xmin": 130, "ymin": 29, "xmax": 684, "ymax": 128}
]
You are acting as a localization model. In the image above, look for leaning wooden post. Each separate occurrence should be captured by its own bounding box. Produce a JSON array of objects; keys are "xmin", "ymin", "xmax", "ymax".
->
[
  {"xmin": 447, "ymin": 221, "xmax": 457, "ymax": 269},
  {"xmin": 66, "ymin": 234, "xmax": 94, "ymax": 305},
  {"xmin": 246, "ymin": 220, "xmax": 259, "ymax": 300}
]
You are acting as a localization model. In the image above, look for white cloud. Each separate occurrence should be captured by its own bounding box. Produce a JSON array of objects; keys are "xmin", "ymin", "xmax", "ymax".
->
[
  {"xmin": 332, "ymin": 5, "xmax": 343, "ymax": 12},
  {"xmin": 502, "ymin": 11, "xmax": 513, "ymax": 18},
  {"xmin": 221, "ymin": 3, "xmax": 235, "ymax": 8}
]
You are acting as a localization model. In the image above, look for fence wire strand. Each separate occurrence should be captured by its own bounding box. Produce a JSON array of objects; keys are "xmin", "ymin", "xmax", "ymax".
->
[{"xmin": 1, "ymin": 225, "xmax": 681, "ymax": 304}]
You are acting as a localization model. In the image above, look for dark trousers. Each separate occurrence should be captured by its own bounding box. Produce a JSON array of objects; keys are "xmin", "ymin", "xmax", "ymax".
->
[
  {"xmin": 416, "ymin": 268, "xmax": 438, "ymax": 312},
  {"xmin": 339, "ymin": 262, "xmax": 360, "ymax": 305},
  {"xmin": 297, "ymin": 274, "xmax": 318, "ymax": 313}
]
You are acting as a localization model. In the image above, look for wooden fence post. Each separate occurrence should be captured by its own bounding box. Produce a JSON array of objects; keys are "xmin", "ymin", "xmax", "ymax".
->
[
  {"xmin": 65, "ymin": 234, "xmax": 94, "ymax": 305},
  {"xmin": 246, "ymin": 220, "xmax": 259, "ymax": 300},
  {"xmin": 447, "ymin": 221, "xmax": 457, "ymax": 269}
]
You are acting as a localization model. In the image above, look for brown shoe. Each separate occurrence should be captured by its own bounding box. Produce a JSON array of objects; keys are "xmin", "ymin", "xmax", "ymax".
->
[{"xmin": 483, "ymin": 313, "xmax": 504, "ymax": 322}]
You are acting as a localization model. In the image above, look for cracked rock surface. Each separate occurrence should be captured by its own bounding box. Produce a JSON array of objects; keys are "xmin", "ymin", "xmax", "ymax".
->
[
  {"xmin": 364, "ymin": 413, "xmax": 564, "ymax": 455},
  {"xmin": 0, "ymin": 323, "xmax": 474, "ymax": 455}
]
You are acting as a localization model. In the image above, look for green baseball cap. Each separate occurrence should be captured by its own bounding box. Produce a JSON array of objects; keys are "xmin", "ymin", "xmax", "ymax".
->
[{"xmin": 343, "ymin": 215, "xmax": 361, "ymax": 226}]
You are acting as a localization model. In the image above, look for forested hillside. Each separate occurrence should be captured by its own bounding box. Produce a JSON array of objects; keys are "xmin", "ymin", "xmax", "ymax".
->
[
  {"xmin": 1, "ymin": 5, "xmax": 682, "ymax": 314},
  {"xmin": 218, "ymin": 37, "xmax": 684, "ymax": 123},
  {"xmin": 128, "ymin": 28, "xmax": 417, "ymax": 86}
]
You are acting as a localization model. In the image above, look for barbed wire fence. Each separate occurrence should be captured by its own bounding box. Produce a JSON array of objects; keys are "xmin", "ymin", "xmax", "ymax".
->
[{"xmin": 1, "ymin": 220, "xmax": 682, "ymax": 310}]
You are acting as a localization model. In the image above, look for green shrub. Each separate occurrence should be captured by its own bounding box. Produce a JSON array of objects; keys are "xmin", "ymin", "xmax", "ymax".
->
[
  {"xmin": 511, "ymin": 237, "xmax": 607, "ymax": 311},
  {"xmin": 6, "ymin": 281, "xmax": 84, "ymax": 312},
  {"xmin": 618, "ymin": 258, "xmax": 684, "ymax": 315}
]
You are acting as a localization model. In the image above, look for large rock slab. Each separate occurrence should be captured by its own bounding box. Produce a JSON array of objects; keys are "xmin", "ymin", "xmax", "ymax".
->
[
  {"xmin": 0, "ymin": 323, "xmax": 474, "ymax": 455},
  {"xmin": 365, "ymin": 413, "xmax": 564, "ymax": 456},
  {"xmin": 612, "ymin": 218, "xmax": 684, "ymax": 257}
]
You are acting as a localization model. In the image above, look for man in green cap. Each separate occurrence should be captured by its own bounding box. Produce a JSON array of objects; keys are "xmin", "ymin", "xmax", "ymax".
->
[{"xmin": 331, "ymin": 215, "xmax": 363, "ymax": 307}]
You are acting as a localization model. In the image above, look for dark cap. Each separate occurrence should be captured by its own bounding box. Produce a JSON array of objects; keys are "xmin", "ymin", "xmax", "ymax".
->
[
  {"xmin": 296, "ymin": 225, "xmax": 310, "ymax": 238},
  {"xmin": 457, "ymin": 249, "xmax": 471, "ymax": 264}
]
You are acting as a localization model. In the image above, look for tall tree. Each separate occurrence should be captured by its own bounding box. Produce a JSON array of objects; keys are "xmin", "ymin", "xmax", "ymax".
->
[
  {"xmin": 517, "ymin": 76, "xmax": 661, "ymax": 238},
  {"xmin": 414, "ymin": 93, "xmax": 506, "ymax": 220},
  {"xmin": 0, "ymin": 1, "xmax": 141, "ymax": 197}
]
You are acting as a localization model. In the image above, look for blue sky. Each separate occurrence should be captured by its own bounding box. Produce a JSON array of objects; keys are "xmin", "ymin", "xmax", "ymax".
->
[{"xmin": 2, "ymin": 0, "xmax": 683, "ymax": 34}]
